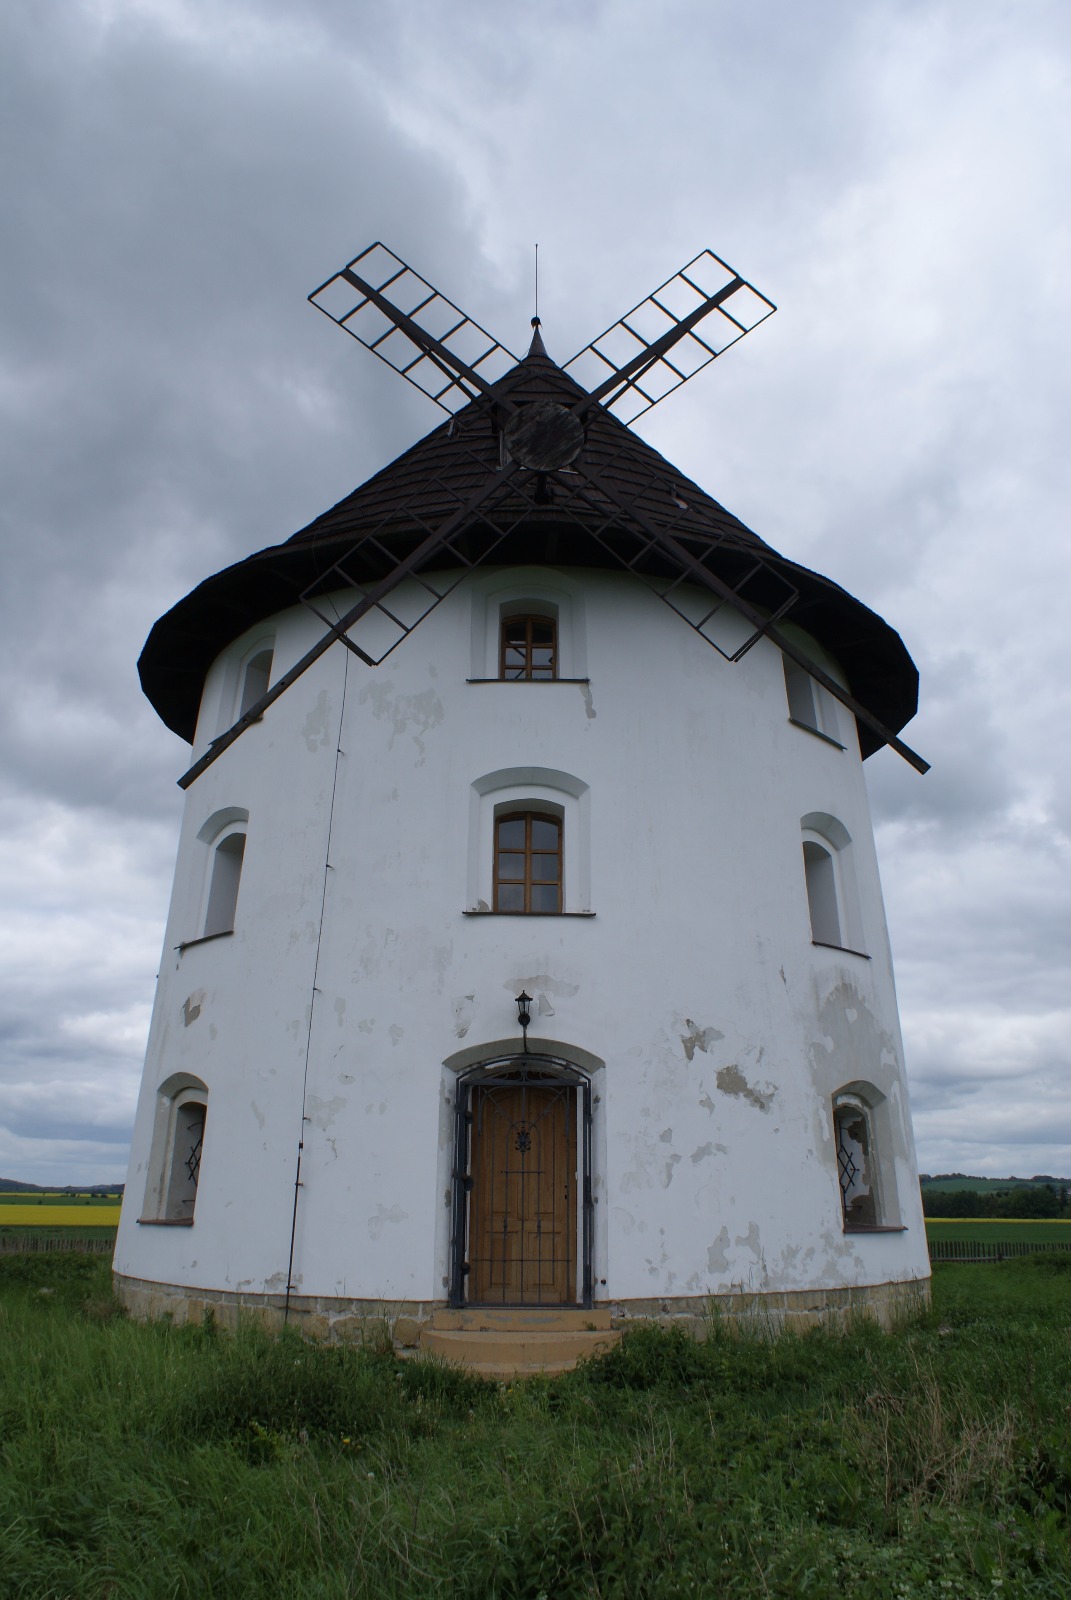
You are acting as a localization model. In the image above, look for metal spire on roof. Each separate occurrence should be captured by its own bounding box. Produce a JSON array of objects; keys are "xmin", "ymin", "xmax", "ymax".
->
[{"xmin": 527, "ymin": 315, "xmax": 548, "ymax": 357}]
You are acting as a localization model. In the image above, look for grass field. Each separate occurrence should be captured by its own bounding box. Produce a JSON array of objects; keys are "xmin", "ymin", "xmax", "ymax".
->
[
  {"xmin": 922, "ymin": 1177, "xmax": 1068, "ymax": 1194},
  {"xmin": 925, "ymin": 1219, "xmax": 1071, "ymax": 1244},
  {"xmin": 1, "ymin": 1252, "xmax": 1069, "ymax": 1599}
]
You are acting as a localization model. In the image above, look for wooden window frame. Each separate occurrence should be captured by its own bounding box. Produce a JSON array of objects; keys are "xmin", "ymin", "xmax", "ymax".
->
[
  {"xmin": 499, "ymin": 614, "xmax": 558, "ymax": 681},
  {"xmin": 494, "ymin": 811, "xmax": 563, "ymax": 913}
]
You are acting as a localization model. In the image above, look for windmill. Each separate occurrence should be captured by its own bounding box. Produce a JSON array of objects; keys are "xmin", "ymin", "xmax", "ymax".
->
[
  {"xmin": 179, "ymin": 241, "xmax": 926, "ymax": 790},
  {"xmin": 117, "ymin": 241, "xmax": 932, "ymax": 1357}
]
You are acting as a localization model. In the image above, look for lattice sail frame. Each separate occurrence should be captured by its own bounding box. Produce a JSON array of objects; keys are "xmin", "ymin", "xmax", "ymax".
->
[
  {"xmin": 564, "ymin": 250, "xmax": 776, "ymax": 424},
  {"xmin": 309, "ymin": 242, "xmax": 518, "ymax": 414}
]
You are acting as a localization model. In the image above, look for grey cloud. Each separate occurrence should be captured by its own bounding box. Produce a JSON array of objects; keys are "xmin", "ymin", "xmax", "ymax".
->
[{"xmin": 1, "ymin": 0, "xmax": 1068, "ymax": 1183}]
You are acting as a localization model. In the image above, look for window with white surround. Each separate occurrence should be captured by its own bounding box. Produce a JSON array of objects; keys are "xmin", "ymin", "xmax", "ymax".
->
[
  {"xmin": 803, "ymin": 840, "xmax": 841, "ymax": 946},
  {"xmin": 801, "ymin": 813, "xmax": 865, "ymax": 955},
  {"xmin": 467, "ymin": 768, "xmax": 590, "ymax": 914},
  {"xmin": 832, "ymin": 1084, "xmax": 901, "ymax": 1231},
  {"xmin": 140, "ymin": 1074, "xmax": 208, "ymax": 1225},
  {"xmin": 494, "ymin": 811, "xmax": 563, "ymax": 911},
  {"xmin": 782, "ymin": 652, "xmax": 845, "ymax": 747},
  {"xmin": 204, "ymin": 833, "xmax": 245, "ymax": 937},
  {"xmin": 195, "ymin": 808, "xmax": 249, "ymax": 941},
  {"xmin": 468, "ymin": 570, "xmax": 587, "ymax": 680},
  {"xmin": 238, "ymin": 645, "xmax": 274, "ymax": 717}
]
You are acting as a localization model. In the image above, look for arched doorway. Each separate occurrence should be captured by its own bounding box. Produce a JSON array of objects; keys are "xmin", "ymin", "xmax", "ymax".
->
[{"xmin": 450, "ymin": 1055, "xmax": 593, "ymax": 1307}]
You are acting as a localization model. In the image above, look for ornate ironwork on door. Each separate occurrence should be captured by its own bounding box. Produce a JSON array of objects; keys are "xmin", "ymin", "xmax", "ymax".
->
[{"xmin": 451, "ymin": 1055, "xmax": 593, "ymax": 1307}]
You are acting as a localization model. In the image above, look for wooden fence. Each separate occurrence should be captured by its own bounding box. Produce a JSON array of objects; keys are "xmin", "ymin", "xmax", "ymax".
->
[
  {"xmin": 929, "ymin": 1237, "xmax": 1071, "ymax": 1264},
  {"xmin": 0, "ymin": 1234, "xmax": 114, "ymax": 1256}
]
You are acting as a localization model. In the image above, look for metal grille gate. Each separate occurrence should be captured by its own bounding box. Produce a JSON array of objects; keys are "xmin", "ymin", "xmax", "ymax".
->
[{"xmin": 451, "ymin": 1056, "xmax": 593, "ymax": 1308}]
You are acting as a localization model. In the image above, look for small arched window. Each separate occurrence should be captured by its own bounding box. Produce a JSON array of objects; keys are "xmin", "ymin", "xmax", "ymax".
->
[
  {"xmin": 500, "ymin": 615, "xmax": 557, "ymax": 680},
  {"xmin": 494, "ymin": 812, "xmax": 562, "ymax": 912},
  {"xmin": 833, "ymin": 1096, "xmax": 878, "ymax": 1229},
  {"xmin": 239, "ymin": 646, "xmax": 273, "ymax": 717},
  {"xmin": 165, "ymin": 1093, "xmax": 207, "ymax": 1222},
  {"xmin": 803, "ymin": 839, "xmax": 841, "ymax": 947},
  {"xmin": 140, "ymin": 1074, "xmax": 209, "ymax": 1226},
  {"xmin": 801, "ymin": 814, "xmax": 865, "ymax": 955},
  {"xmin": 204, "ymin": 831, "xmax": 245, "ymax": 938}
]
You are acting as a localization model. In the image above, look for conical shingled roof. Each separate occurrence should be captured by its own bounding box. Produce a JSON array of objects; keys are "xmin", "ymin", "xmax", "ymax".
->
[{"xmin": 139, "ymin": 340, "xmax": 918, "ymax": 755}]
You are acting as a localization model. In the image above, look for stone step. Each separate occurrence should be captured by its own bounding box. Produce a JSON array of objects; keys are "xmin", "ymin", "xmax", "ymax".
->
[
  {"xmin": 418, "ymin": 1325, "xmax": 622, "ymax": 1378},
  {"xmin": 426, "ymin": 1306, "xmax": 613, "ymax": 1333}
]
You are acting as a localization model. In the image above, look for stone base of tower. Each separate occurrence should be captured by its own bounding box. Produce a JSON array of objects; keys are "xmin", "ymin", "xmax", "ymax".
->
[{"xmin": 113, "ymin": 1271, "xmax": 930, "ymax": 1348}]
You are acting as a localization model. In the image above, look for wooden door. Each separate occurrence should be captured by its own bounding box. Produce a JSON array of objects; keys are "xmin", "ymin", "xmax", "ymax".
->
[{"xmin": 468, "ymin": 1081, "xmax": 576, "ymax": 1304}]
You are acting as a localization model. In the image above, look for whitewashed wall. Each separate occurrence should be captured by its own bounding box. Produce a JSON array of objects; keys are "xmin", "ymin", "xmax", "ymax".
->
[{"xmin": 115, "ymin": 565, "xmax": 930, "ymax": 1309}]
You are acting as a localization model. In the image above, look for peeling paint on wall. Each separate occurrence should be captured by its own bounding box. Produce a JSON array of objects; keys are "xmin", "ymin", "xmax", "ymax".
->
[
  {"xmin": 452, "ymin": 995, "xmax": 474, "ymax": 1038},
  {"xmin": 368, "ymin": 1203, "xmax": 408, "ymax": 1241},
  {"xmin": 579, "ymin": 683, "xmax": 596, "ymax": 719},
  {"xmin": 735, "ymin": 1221, "xmax": 762, "ymax": 1260},
  {"xmin": 305, "ymin": 1094, "xmax": 347, "ymax": 1129},
  {"xmin": 182, "ymin": 992, "xmax": 203, "ymax": 1027},
  {"xmin": 503, "ymin": 973, "xmax": 579, "ymax": 998},
  {"xmin": 707, "ymin": 1226, "xmax": 730, "ymax": 1273},
  {"xmin": 357, "ymin": 681, "xmax": 444, "ymax": 762},
  {"xmin": 662, "ymin": 1154, "xmax": 681, "ymax": 1188},
  {"xmin": 716, "ymin": 1063, "xmax": 774, "ymax": 1112},
  {"xmin": 302, "ymin": 690, "xmax": 332, "ymax": 751},
  {"xmin": 680, "ymin": 1018, "xmax": 724, "ymax": 1061}
]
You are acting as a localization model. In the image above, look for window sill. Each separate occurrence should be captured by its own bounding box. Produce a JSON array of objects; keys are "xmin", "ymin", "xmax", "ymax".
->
[
  {"xmin": 462, "ymin": 909, "xmax": 596, "ymax": 918},
  {"xmin": 788, "ymin": 717, "xmax": 845, "ymax": 751},
  {"xmin": 842, "ymin": 1224, "xmax": 908, "ymax": 1234},
  {"xmin": 466, "ymin": 678, "xmax": 591, "ymax": 685},
  {"xmin": 812, "ymin": 940, "xmax": 870, "ymax": 961},
  {"xmin": 137, "ymin": 1217, "xmax": 195, "ymax": 1227},
  {"xmin": 177, "ymin": 929, "xmax": 234, "ymax": 954}
]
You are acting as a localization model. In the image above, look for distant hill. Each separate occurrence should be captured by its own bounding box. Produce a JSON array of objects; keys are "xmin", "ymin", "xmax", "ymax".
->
[
  {"xmin": 920, "ymin": 1174, "xmax": 1070, "ymax": 1195},
  {"xmin": 0, "ymin": 1178, "xmax": 124, "ymax": 1196}
]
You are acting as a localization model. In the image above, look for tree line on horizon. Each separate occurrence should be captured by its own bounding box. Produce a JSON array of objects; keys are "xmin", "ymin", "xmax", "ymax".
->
[{"xmin": 922, "ymin": 1182, "xmax": 1070, "ymax": 1219}]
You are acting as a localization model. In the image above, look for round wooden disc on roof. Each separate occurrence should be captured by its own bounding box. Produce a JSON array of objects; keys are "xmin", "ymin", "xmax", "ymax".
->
[{"xmin": 504, "ymin": 400, "xmax": 585, "ymax": 472}]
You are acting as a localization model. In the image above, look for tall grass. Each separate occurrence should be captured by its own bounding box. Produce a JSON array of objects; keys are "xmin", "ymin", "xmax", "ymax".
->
[{"xmin": 1, "ymin": 1255, "xmax": 1068, "ymax": 1598}]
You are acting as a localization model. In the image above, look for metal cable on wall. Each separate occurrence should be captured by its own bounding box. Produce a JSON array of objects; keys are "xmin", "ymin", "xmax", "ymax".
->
[{"xmin": 284, "ymin": 643, "xmax": 350, "ymax": 1321}]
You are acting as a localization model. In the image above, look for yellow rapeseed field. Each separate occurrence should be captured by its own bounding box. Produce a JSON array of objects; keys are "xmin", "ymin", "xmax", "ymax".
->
[{"xmin": 0, "ymin": 1205, "xmax": 122, "ymax": 1226}]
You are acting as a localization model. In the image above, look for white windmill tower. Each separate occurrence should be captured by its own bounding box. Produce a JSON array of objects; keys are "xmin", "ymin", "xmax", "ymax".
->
[{"xmin": 114, "ymin": 245, "xmax": 931, "ymax": 1366}]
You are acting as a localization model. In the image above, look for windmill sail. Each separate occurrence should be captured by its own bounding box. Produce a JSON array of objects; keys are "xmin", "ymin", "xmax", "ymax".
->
[
  {"xmin": 309, "ymin": 242, "xmax": 518, "ymax": 414},
  {"xmin": 564, "ymin": 250, "xmax": 775, "ymax": 424}
]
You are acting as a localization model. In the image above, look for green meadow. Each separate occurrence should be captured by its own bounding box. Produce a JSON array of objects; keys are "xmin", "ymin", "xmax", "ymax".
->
[
  {"xmin": 1, "ymin": 1252, "xmax": 1069, "ymax": 1598},
  {"xmin": 926, "ymin": 1219, "xmax": 1071, "ymax": 1245}
]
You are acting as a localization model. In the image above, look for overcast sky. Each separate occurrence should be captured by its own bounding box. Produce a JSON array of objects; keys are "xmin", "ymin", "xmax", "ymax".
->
[{"xmin": 2, "ymin": 0, "xmax": 1069, "ymax": 1186}]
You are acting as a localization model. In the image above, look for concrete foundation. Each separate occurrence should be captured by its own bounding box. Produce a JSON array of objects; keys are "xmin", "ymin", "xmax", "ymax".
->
[{"xmin": 114, "ymin": 1269, "xmax": 930, "ymax": 1346}]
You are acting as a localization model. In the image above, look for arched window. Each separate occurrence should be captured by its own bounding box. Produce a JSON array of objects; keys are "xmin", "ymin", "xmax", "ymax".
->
[
  {"xmin": 500, "ymin": 615, "xmax": 557, "ymax": 680},
  {"xmin": 494, "ymin": 812, "xmax": 562, "ymax": 913},
  {"xmin": 204, "ymin": 830, "xmax": 245, "ymax": 937},
  {"xmin": 165, "ymin": 1092, "xmax": 207, "ymax": 1221},
  {"xmin": 803, "ymin": 839, "xmax": 841, "ymax": 947},
  {"xmin": 833, "ymin": 1094, "xmax": 878, "ymax": 1229},
  {"xmin": 139, "ymin": 1074, "xmax": 209, "ymax": 1226},
  {"xmin": 467, "ymin": 768, "xmax": 590, "ymax": 915},
  {"xmin": 800, "ymin": 813, "xmax": 865, "ymax": 955},
  {"xmin": 467, "ymin": 570, "xmax": 587, "ymax": 681},
  {"xmin": 238, "ymin": 646, "xmax": 273, "ymax": 717}
]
